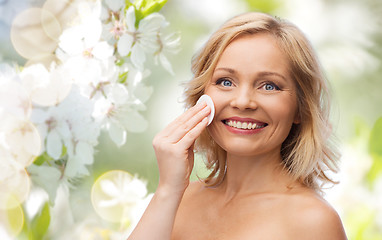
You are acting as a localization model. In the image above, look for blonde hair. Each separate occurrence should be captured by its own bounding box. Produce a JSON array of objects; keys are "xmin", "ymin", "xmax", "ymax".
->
[{"xmin": 183, "ymin": 12, "xmax": 340, "ymax": 192}]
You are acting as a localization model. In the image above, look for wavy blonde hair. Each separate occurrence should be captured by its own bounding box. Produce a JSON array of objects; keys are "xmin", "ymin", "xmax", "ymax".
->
[{"xmin": 183, "ymin": 12, "xmax": 340, "ymax": 192}]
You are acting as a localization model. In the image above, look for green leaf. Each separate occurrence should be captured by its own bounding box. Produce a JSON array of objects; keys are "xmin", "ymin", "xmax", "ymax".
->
[
  {"xmin": 34, "ymin": 146, "xmax": 66, "ymax": 166},
  {"xmin": 125, "ymin": 0, "xmax": 133, "ymax": 8},
  {"xmin": 141, "ymin": 0, "xmax": 167, "ymax": 16},
  {"xmin": 134, "ymin": 0, "xmax": 167, "ymax": 24},
  {"xmin": 61, "ymin": 145, "xmax": 67, "ymax": 158},
  {"xmin": 119, "ymin": 71, "xmax": 128, "ymax": 84},
  {"xmin": 135, "ymin": 9, "xmax": 144, "ymax": 26},
  {"xmin": 366, "ymin": 117, "xmax": 382, "ymax": 186},
  {"xmin": 33, "ymin": 152, "xmax": 53, "ymax": 166},
  {"xmin": 31, "ymin": 202, "xmax": 50, "ymax": 239}
]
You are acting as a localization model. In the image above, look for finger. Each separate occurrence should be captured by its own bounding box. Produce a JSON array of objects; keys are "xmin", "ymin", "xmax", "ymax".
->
[
  {"xmin": 158, "ymin": 102, "xmax": 209, "ymax": 140},
  {"xmin": 176, "ymin": 101, "xmax": 207, "ymax": 124},
  {"xmin": 177, "ymin": 117, "xmax": 208, "ymax": 148},
  {"xmin": 166, "ymin": 105, "xmax": 210, "ymax": 143}
]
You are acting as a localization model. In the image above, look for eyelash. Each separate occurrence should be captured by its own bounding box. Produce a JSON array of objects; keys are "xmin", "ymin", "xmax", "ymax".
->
[
  {"xmin": 261, "ymin": 82, "xmax": 281, "ymax": 91},
  {"xmin": 215, "ymin": 78, "xmax": 233, "ymax": 87},
  {"xmin": 215, "ymin": 78, "xmax": 281, "ymax": 91}
]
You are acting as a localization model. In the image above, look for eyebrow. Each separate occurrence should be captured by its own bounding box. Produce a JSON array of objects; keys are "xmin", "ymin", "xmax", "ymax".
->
[
  {"xmin": 214, "ymin": 67, "xmax": 288, "ymax": 81},
  {"xmin": 214, "ymin": 67, "xmax": 236, "ymax": 74}
]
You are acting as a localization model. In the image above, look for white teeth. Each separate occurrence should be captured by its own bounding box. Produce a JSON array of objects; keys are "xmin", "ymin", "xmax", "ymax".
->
[{"xmin": 225, "ymin": 120, "xmax": 262, "ymax": 130}]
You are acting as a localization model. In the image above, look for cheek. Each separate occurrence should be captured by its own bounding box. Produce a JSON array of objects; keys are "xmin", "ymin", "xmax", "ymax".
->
[
  {"xmin": 204, "ymin": 87, "xmax": 226, "ymax": 115},
  {"xmin": 260, "ymin": 93, "xmax": 296, "ymax": 121},
  {"xmin": 270, "ymin": 96, "xmax": 298, "ymax": 128}
]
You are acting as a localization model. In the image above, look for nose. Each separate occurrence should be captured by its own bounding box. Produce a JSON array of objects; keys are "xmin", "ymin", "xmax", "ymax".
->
[{"xmin": 230, "ymin": 86, "xmax": 257, "ymax": 110}]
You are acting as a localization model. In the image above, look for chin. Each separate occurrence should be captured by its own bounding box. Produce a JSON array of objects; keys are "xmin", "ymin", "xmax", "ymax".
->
[{"xmin": 221, "ymin": 142, "xmax": 260, "ymax": 158}]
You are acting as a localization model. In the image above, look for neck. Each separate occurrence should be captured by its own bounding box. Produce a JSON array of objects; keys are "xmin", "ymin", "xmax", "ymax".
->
[{"xmin": 217, "ymin": 150, "xmax": 298, "ymax": 200}]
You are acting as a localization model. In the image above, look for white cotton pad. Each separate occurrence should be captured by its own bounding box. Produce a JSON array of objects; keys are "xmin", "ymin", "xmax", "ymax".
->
[{"xmin": 196, "ymin": 94, "xmax": 215, "ymax": 125}]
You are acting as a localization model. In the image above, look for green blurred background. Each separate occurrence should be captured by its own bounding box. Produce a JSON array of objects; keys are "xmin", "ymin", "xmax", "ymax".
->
[{"xmin": 1, "ymin": 0, "xmax": 382, "ymax": 239}]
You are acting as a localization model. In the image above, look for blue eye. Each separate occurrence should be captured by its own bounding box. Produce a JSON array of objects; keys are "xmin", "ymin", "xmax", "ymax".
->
[
  {"xmin": 263, "ymin": 82, "xmax": 280, "ymax": 91},
  {"xmin": 265, "ymin": 83, "xmax": 275, "ymax": 90},
  {"xmin": 217, "ymin": 78, "xmax": 233, "ymax": 87}
]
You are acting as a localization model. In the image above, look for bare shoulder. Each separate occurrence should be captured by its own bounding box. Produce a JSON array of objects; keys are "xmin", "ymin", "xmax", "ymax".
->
[{"xmin": 286, "ymin": 190, "xmax": 347, "ymax": 240}]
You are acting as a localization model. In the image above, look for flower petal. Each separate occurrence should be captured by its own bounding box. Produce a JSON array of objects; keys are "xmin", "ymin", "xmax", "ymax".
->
[
  {"xmin": 98, "ymin": 198, "xmax": 120, "ymax": 208},
  {"xmin": 125, "ymin": 6, "xmax": 136, "ymax": 31},
  {"xmin": 58, "ymin": 26, "xmax": 84, "ymax": 56},
  {"xmin": 46, "ymin": 131, "xmax": 62, "ymax": 159},
  {"xmin": 75, "ymin": 142, "xmax": 94, "ymax": 165},
  {"xmin": 92, "ymin": 41, "xmax": 114, "ymax": 59},
  {"xmin": 105, "ymin": 0, "xmax": 124, "ymax": 12},
  {"xmin": 64, "ymin": 155, "xmax": 90, "ymax": 178},
  {"xmin": 159, "ymin": 53, "xmax": 174, "ymax": 75},
  {"xmin": 139, "ymin": 13, "xmax": 165, "ymax": 33},
  {"xmin": 27, "ymin": 164, "xmax": 61, "ymax": 204},
  {"xmin": 117, "ymin": 34, "xmax": 133, "ymax": 57},
  {"xmin": 131, "ymin": 44, "xmax": 146, "ymax": 70},
  {"xmin": 134, "ymin": 83, "xmax": 153, "ymax": 103},
  {"xmin": 110, "ymin": 83, "xmax": 129, "ymax": 105},
  {"xmin": 100, "ymin": 179, "xmax": 120, "ymax": 197},
  {"xmin": 108, "ymin": 121, "xmax": 126, "ymax": 146}
]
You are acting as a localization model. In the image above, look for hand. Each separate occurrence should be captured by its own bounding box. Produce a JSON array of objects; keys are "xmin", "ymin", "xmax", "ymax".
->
[{"xmin": 152, "ymin": 102, "xmax": 210, "ymax": 195}]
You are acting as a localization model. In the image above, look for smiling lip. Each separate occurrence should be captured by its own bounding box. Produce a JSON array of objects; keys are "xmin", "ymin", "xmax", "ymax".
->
[{"xmin": 222, "ymin": 117, "xmax": 268, "ymax": 135}]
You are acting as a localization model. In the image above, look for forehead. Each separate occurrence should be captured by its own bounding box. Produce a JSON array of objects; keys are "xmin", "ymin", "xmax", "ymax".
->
[{"xmin": 214, "ymin": 33, "xmax": 291, "ymax": 78}]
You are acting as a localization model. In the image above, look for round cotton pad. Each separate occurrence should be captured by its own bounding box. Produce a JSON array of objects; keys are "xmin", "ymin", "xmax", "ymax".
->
[{"xmin": 196, "ymin": 94, "xmax": 215, "ymax": 125}]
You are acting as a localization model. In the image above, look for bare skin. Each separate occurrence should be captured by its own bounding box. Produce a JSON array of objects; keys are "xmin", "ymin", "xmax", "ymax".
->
[
  {"xmin": 172, "ymin": 178, "xmax": 346, "ymax": 240},
  {"xmin": 128, "ymin": 33, "xmax": 347, "ymax": 240}
]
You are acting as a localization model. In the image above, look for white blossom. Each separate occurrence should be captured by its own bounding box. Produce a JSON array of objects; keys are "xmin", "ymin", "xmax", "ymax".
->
[
  {"xmin": 20, "ymin": 63, "xmax": 72, "ymax": 107},
  {"xmin": 101, "ymin": 0, "xmax": 126, "ymax": 22},
  {"xmin": 31, "ymin": 87, "xmax": 101, "ymax": 179},
  {"xmin": 92, "ymin": 64, "xmax": 152, "ymax": 146},
  {"xmin": 117, "ymin": 6, "xmax": 167, "ymax": 70},
  {"xmin": 57, "ymin": 9, "xmax": 116, "ymax": 99},
  {"xmin": 154, "ymin": 32, "xmax": 181, "ymax": 75}
]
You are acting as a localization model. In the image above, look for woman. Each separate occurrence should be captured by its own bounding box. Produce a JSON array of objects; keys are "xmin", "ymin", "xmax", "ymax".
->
[{"xmin": 128, "ymin": 12, "xmax": 347, "ymax": 239}]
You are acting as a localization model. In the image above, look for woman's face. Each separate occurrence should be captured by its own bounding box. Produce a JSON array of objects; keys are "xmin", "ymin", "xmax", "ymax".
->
[{"xmin": 204, "ymin": 33, "xmax": 299, "ymax": 158}]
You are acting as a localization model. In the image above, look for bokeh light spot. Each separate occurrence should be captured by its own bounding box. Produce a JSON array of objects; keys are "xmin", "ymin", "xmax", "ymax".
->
[
  {"xmin": 10, "ymin": 8, "xmax": 60, "ymax": 60},
  {"xmin": 43, "ymin": 0, "xmax": 87, "ymax": 30},
  {"xmin": 2, "ymin": 116, "xmax": 42, "ymax": 167},
  {"xmin": 0, "ymin": 201, "xmax": 24, "ymax": 237},
  {"xmin": 25, "ymin": 53, "xmax": 59, "ymax": 70},
  {"xmin": 0, "ymin": 160, "xmax": 31, "ymax": 210},
  {"xmin": 91, "ymin": 170, "xmax": 146, "ymax": 223}
]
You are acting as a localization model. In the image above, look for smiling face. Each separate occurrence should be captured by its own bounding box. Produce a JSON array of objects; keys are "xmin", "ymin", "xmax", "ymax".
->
[{"xmin": 204, "ymin": 33, "xmax": 300, "ymax": 159}]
